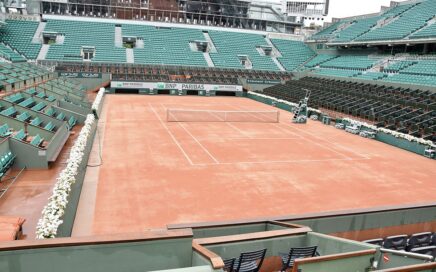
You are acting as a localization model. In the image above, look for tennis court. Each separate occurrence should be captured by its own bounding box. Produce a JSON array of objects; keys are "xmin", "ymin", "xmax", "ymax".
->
[{"xmin": 73, "ymin": 95, "xmax": 436, "ymax": 236}]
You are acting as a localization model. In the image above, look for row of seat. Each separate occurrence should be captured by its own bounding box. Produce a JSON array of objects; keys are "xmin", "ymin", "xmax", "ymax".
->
[
  {"xmin": 223, "ymin": 246, "xmax": 318, "ymax": 272},
  {"xmin": 0, "ymin": 151, "xmax": 15, "ymax": 179},
  {"xmin": 259, "ymin": 77, "xmax": 435, "ymax": 142},
  {"xmin": 11, "ymin": 129, "xmax": 44, "ymax": 147},
  {"xmin": 363, "ymin": 232, "xmax": 436, "ymax": 253}
]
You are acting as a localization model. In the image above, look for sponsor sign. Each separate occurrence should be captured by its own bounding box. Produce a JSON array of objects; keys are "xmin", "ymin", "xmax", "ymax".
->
[
  {"xmin": 59, "ymin": 72, "xmax": 102, "ymax": 78},
  {"xmin": 111, "ymin": 81, "xmax": 243, "ymax": 92},
  {"xmin": 246, "ymin": 79, "xmax": 281, "ymax": 84}
]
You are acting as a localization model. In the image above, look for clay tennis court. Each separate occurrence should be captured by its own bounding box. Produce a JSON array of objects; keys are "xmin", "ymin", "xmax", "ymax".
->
[{"xmin": 73, "ymin": 95, "xmax": 436, "ymax": 236}]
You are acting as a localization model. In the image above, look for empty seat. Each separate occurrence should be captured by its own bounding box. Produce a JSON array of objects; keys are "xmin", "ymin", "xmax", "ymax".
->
[
  {"xmin": 1, "ymin": 107, "xmax": 17, "ymax": 117},
  {"xmin": 30, "ymin": 117, "xmax": 42, "ymax": 127},
  {"xmin": 407, "ymin": 232, "xmax": 433, "ymax": 251},
  {"xmin": 44, "ymin": 122, "xmax": 55, "ymax": 131},
  {"xmin": 383, "ymin": 235, "xmax": 408, "ymax": 250},
  {"xmin": 12, "ymin": 129, "xmax": 26, "ymax": 141},
  {"xmin": 16, "ymin": 111, "xmax": 31, "ymax": 122},
  {"xmin": 30, "ymin": 134, "xmax": 44, "ymax": 147},
  {"xmin": 68, "ymin": 116, "xmax": 76, "ymax": 129},
  {"xmin": 56, "ymin": 112, "xmax": 65, "ymax": 121},
  {"xmin": 223, "ymin": 258, "xmax": 235, "ymax": 272},
  {"xmin": 0, "ymin": 151, "xmax": 15, "ymax": 177},
  {"xmin": 31, "ymin": 102, "xmax": 46, "ymax": 112},
  {"xmin": 363, "ymin": 238, "xmax": 384, "ymax": 246},
  {"xmin": 0, "ymin": 124, "xmax": 12, "ymax": 137},
  {"xmin": 45, "ymin": 108, "xmax": 55, "ymax": 116},
  {"xmin": 410, "ymin": 246, "xmax": 436, "ymax": 258},
  {"xmin": 232, "ymin": 248, "xmax": 267, "ymax": 272},
  {"xmin": 279, "ymin": 246, "xmax": 318, "ymax": 271}
]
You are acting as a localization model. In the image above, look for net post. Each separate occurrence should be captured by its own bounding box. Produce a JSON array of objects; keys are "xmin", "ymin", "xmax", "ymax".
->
[
  {"xmin": 166, "ymin": 108, "xmax": 169, "ymax": 122},
  {"xmin": 277, "ymin": 110, "xmax": 280, "ymax": 123}
]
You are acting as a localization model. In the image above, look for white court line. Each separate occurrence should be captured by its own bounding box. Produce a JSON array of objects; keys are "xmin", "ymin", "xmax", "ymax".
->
[
  {"xmin": 226, "ymin": 122, "xmax": 252, "ymax": 139},
  {"xmin": 226, "ymin": 103, "xmax": 352, "ymax": 160},
  {"xmin": 161, "ymin": 103, "xmax": 220, "ymax": 164},
  {"xmin": 225, "ymin": 103, "xmax": 301, "ymax": 138},
  {"xmin": 149, "ymin": 103, "xmax": 194, "ymax": 166},
  {"xmin": 192, "ymin": 157, "xmax": 370, "ymax": 166},
  {"xmin": 283, "ymin": 122, "xmax": 371, "ymax": 160}
]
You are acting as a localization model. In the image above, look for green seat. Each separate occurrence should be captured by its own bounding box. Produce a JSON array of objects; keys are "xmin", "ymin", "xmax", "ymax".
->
[
  {"xmin": 1, "ymin": 107, "xmax": 17, "ymax": 117},
  {"xmin": 44, "ymin": 122, "xmax": 55, "ymax": 131},
  {"xmin": 25, "ymin": 88, "xmax": 37, "ymax": 95},
  {"xmin": 45, "ymin": 108, "xmax": 55, "ymax": 116},
  {"xmin": 5, "ymin": 93, "xmax": 25, "ymax": 104},
  {"xmin": 30, "ymin": 117, "xmax": 42, "ymax": 126},
  {"xmin": 0, "ymin": 151, "xmax": 15, "ymax": 175},
  {"xmin": 30, "ymin": 134, "xmax": 44, "ymax": 147},
  {"xmin": 31, "ymin": 102, "xmax": 46, "ymax": 112},
  {"xmin": 36, "ymin": 92, "xmax": 46, "ymax": 99},
  {"xmin": 16, "ymin": 111, "xmax": 31, "ymax": 122},
  {"xmin": 0, "ymin": 124, "xmax": 12, "ymax": 137},
  {"xmin": 68, "ymin": 116, "xmax": 77, "ymax": 129},
  {"xmin": 56, "ymin": 112, "xmax": 65, "ymax": 121},
  {"xmin": 47, "ymin": 96, "xmax": 56, "ymax": 102},
  {"xmin": 13, "ymin": 129, "xmax": 26, "ymax": 141},
  {"xmin": 18, "ymin": 97, "xmax": 35, "ymax": 108}
]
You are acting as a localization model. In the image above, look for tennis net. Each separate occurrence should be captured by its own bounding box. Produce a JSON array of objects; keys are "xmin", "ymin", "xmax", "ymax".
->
[{"xmin": 166, "ymin": 109, "xmax": 280, "ymax": 123}]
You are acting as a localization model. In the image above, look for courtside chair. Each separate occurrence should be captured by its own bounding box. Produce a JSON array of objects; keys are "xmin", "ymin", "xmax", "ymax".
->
[
  {"xmin": 279, "ymin": 246, "xmax": 318, "ymax": 272},
  {"xmin": 383, "ymin": 235, "xmax": 408, "ymax": 251},
  {"xmin": 223, "ymin": 258, "xmax": 236, "ymax": 272},
  {"xmin": 232, "ymin": 248, "xmax": 267, "ymax": 272}
]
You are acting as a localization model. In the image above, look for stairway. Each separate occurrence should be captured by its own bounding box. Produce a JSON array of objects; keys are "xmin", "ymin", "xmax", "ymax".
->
[
  {"xmin": 203, "ymin": 53, "xmax": 214, "ymax": 67},
  {"xmin": 32, "ymin": 22, "xmax": 46, "ymax": 43},
  {"xmin": 37, "ymin": 44, "xmax": 50, "ymax": 60},
  {"xmin": 115, "ymin": 26, "xmax": 123, "ymax": 48},
  {"xmin": 202, "ymin": 32, "xmax": 217, "ymax": 53},
  {"xmin": 126, "ymin": 48, "xmax": 134, "ymax": 63},
  {"xmin": 264, "ymin": 37, "xmax": 285, "ymax": 71}
]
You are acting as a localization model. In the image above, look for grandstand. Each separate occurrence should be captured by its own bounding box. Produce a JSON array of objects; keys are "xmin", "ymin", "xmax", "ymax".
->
[{"xmin": 0, "ymin": 0, "xmax": 435, "ymax": 271}]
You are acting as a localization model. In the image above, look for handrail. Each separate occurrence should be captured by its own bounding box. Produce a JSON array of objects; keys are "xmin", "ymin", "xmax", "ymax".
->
[
  {"xmin": 375, "ymin": 262, "xmax": 436, "ymax": 272},
  {"xmin": 192, "ymin": 242, "xmax": 225, "ymax": 269},
  {"xmin": 380, "ymin": 248, "xmax": 434, "ymax": 261},
  {"xmin": 292, "ymin": 249, "xmax": 377, "ymax": 272},
  {"xmin": 0, "ymin": 228, "xmax": 193, "ymax": 251},
  {"xmin": 194, "ymin": 227, "xmax": 312, "ymax": 246}
]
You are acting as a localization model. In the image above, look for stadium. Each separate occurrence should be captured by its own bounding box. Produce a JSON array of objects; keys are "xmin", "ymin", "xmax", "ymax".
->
[{"xmin": 0, "ymin": 0, "xmax": 435, "ymax": 270}]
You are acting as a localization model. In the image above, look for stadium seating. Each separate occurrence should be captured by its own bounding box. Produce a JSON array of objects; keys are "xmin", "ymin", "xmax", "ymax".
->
[
  {"xmin": 259, "ymin": 77, "xmax": 436, "ymax": 142},
  {"xmin": 44, "ymin": 121, "xmax": 55, "ymax": 131},
  {"xmin": 30, "ymin": 117, "xmax": 43, "ymax": 127},
  {"xmin": 333, "ymin": 16, "xmax": 381, "ymax": 43},
  {"xmin": 356, "ymin": 0, "xmax": 436, "ymax": 41},
  {"xmin": 16, "ymin": 111, "xmax": 31, "ymax": 122},
  {"xmin": 45, "ymin": 20, "xmax": 126, "ymax": 62},
  {"xmin": 209, "ymin": 31, "xmax": 279, "ymax": 71},
  {"xmin": 310, "ymin": 21, "xmax": 342, "ymax": 41},
  {"xmin": 13, "ymin": 129, "xmax": 27, "ymax": 141},
  {"xmin": 319, "ymin": 56, "xmax": 377, "ymax": 70},
  {"xmin": 355, "ymin": 72, "xmax": 387, "ymax": 80},
  {"xmin": 362, "ymin": 232, "xmax": 436, "ymax": 258},
  {"xmin": 270, "ymin": 39, "xmax": 315, "ymax": 71},
  {"xmin": 0, "ymin": 124, "xmax": 12, "ymax": 137},
  {"xmin": 1, "ymin": 107, "xmax": 17, "ymax": 117},
  {"xmin": 122, "ymin": 24, "xmax": 207, "ymax": 67},
  {"xmin": 304, "ymin": 55, "xmax": 338, "ymax": 68},
  {"xmin": 31, "ymin": 102, "xmax": 46, "ymax": 112},
  {"xmin": 0, "ymin": 43, "xmax": 25, "ymax": 62},
  {"xmin": 315, "ymin": 68, "xmax": 361, "ymax": 78},
  {"xmin": 67, "ymin": 116, "xmax": 77, "ymax": 129},
  {"xmin": 0, "ymin": 20, "xmax": 41, "ymax": 59},
  {"xmin": 30, "ymin": 134, "xmax": 44, "ymax": 147},
  {"xmin": 0, "ymin": 151, "xmax": 15, "ymax": 177}
]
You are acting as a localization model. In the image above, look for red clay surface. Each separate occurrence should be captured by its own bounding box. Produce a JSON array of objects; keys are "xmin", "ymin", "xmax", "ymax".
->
[
  {"xmin": 0, "ymin": 126, "xmax": 82, "ymax": 239},
  {"xmin": 85, "ymin": 95, "xmax": 436, "ymax": 235}
]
